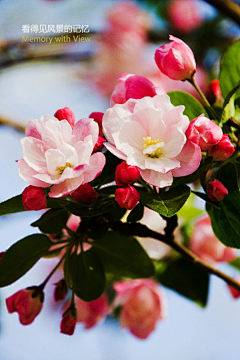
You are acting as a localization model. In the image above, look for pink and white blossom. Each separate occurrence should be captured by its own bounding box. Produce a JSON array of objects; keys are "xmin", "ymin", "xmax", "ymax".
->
[
  {"xmin": 18, "ymin": 115, "xmax": 105, "ymax": 198},
  {"xmin": 190, "ymin": 216, "xmax": 237, "ymax": 265},
  {"xmin": 114, "ymin": 279, "xmax": 166, "ymax": 339},
  {"xmin": 103, "ymin": 94, "xmax": 201, "ymax": 188}
]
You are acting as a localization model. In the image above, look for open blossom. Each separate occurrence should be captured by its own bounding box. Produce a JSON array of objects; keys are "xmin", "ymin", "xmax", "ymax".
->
[
  {"xmin": 6, "ymin": 287, "xmax": 44, "ymax": 325},
  {"xmin": 18, "ymin": 115, "xmax": 105, "ymax": 198},
  {"xmin": 114, "ymin": 279, "xmax": 166, "ymax": 339},
  {"xmin": 155, "ymin": 35, "xmax": 196, "ymax": 81},
  {"xmin": 103, "ymin": 94, "xmax": 201, "ymax": 188},
  {"xmin": 110, "ymin": 73, "xmax": 165, "ymax": 107},
  {"xmin": 190, "ymin": 216, "xmax": 237, "ymax": 265}
]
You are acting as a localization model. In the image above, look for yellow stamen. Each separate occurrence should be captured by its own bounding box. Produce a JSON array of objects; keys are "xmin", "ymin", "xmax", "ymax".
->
[
  {"xmin": 143, "ymin": 137, "xmax": 163, "ymax": 158},
  {"xmin": 55, "ymin": 162, "xmax": 74, "ymax": 175}
]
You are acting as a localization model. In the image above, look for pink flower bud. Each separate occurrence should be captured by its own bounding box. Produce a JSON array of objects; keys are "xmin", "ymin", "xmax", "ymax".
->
[
  {"xmin": 185, "ymin": 114, "xmax": 223, "ymax": 151},
  {"xmin": 190, "ymin": 216, "xmax": 237, "ymax": 265},
  {"xmin": 60, "ymin": 310, "xmax": 76, "ymax": 336},
  {"xmin": 54, "ymin": 279, "xmax": 68, "ymax": 301},
  {"xmin": 93, "ymin": 136, "xmax": 105, "ymax": 153},
  {"xmin": 6, "ymin": 287, "xmax": 44, "ymax": 325},
  {"xmin": 207, "ymin": 180, "xmax": 228, "ymax": 202},
  {"xmin": 227, "ymin": 279, "xmax": 240, "ymax": 299},
  {"xmin": 115, "ymin": 161, "xmax": 141, "ymax": 186},
  {"xmin": 168, "ymin": 0, "xmax": 203, "ymax": 33},
  {"xmin": 155, "ymin": 35, "xmax": 196, "ymax": 81},
  {"xmin": 72, "ymin": 184, "xmax": 97, "ymax": 203},
  {"xmin": 115, "ymin": 185, "xmax": 140, "ymax": 210},
  {"xmin": 0, "ymin": 251, "xmax": 5, "ymax": 260},
  {"xmin": 110, "ymin": 73, "xmax": 165, "ymax": 107},
  {"xmin": 54, "ymin": 107, "xmax": 75, "ymax": 128},
  {"xmin": 206, "ymin": 79, "xmax": 223, "ymax": 106},
  {"xmin": 22, "ymin": 185, "xmax": 47, "ymax": 211},
  {"xmin": 75, "ymin": 294, "xmax": 110, "ymax": 329},
  {"xmin": 89, "ymin": 112, "xmax": 104, "ymax": 136},
  {"xmin": 208, "ymin": 134, "xmax": 235, "ymax": 161},
  {"xmin": 114, "ymin": 279, "xmax": 166, "ymax": 339}
]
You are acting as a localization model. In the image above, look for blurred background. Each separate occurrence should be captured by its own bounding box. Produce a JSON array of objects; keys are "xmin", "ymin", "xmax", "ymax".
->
[{"xmin": 1, "ymin": 0, "xmax": 240, "ymax": 359}]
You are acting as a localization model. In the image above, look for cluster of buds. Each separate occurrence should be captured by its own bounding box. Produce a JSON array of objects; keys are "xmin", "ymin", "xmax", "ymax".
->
[
  {"xmin": 115, "ymin": 161, "xmax": 141, "ymax": 210},
  {"xmin": 5, "ymin": 278, "xmax": 166, "ymax": 339}
]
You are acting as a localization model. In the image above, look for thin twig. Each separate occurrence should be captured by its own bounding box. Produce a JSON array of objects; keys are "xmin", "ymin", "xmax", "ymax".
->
[
  {"xmin": 0, "ymin": 117, "xmax": 25, "ymax": 132},
  {"xmin": 204, "ymin": 0, "xmax": 240, "ymax": 26}
]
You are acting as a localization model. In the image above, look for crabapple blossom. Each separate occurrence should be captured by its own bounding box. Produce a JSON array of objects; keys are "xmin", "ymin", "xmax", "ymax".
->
[
  {"xmin": 110, "ymin": 73, "xmax": 165, "ymax": 107},
  {"xmin": 168, "ymin": 0, "xmax": 203, "ymax": 33},
  {"xmin": 6, "ymin": 287, "xmax": 44, "ymax": 325},
  {"xmin": 207, "ymin": 180, "xmax": 228, "ymax": 202},
  {"xmin": 155, "ymin": 35, "xmax": 196, "ymax": 81},
  {"xmin": 103, "ymin": 94, "xmax": 201, "ymax": 188},
  {"xmin": 74, "ymin": 294, "xmax": 110, "ymax": 329},
  {"xmin": 60, "ymin": 310, "xmax": 76, "ymax": 335},
  {"xmin": 54, "ymin": 279, "xmax": 68, "ymax": 302},
  {"xmin": 22, "ymin": 185, "xmax": 47, "ymax": 211},
  {"xmin": 208, "ymin": 134, "xmax": 235, "ymax": 161},
  {"xmin": 115, "ymin": 185, "xmax": 140, "ymax": 210},
  {"xmin": 114, "ymin": 279, "xmax": 166, "ymax": 339},
  {"xmin": 115, "ymin": 161, "xmax": 141, "ymax": 186},
  {"xmin": 71, "ymin": 183, "xmax": 97, "ymax": 203},
  {"xmin": 186, "ymin": 114, "xmax": 223, "ymax": 151},
  {"xmin": 54, "ymin": 107, "xmax": 75, "ymax": 128},
  {"xmin": 189, "ymin": 216, "xmax": 237, "ymax": 265},
  {"xmin": 18, "ymin": 115, "xmax": 105, "ymax": 198}
]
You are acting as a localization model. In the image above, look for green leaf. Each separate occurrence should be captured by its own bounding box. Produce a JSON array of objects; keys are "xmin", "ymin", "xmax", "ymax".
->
[
  {"xmin": 31, "ymin": 208, "xmax": 69, "ymax": 234},
  {"xmin": 140, "ymin": 185, "xmax": 191, "ymax": 217},
  {"xmin": 155, "ymin": 257, "xmax": 209, "ymax": 307},
  {"xmin": 92, "ymin": 231, "xmax": 154, "ymax": 278},
  {"xmin": 69, "ymin": 250, "xmax": 105, "ymax": 302},
  {"xmin": 66, "ymin": 199, "xmax": 115, "ymax": 217},
  {"xmin": 0, "ymin": 234, "xmax": 53, "ymax": 287},
  {"xmin": 207, "ymin": 163, "xmax": 240, "ymax": 248},
  {"xmin": 220, "ymin": 81, "xmax": 240, "ymax": 124},
  {"xmin": 229, "ymin": 257, "xmax": 240, "ymax": 271},
  {"xmin": 219, "ymin": 38, "xmax": 240, "ymax": 99},
  {"xmin": 0, "ymin": 194, "xmax": 25, "ymax": 216},
  {"xmin": 168, "ymin": 91, "xmax": 208, "ymax": 120},
  {"xmin": 127, "ymin": 203, "xmax": 144, "ymax": 222}
]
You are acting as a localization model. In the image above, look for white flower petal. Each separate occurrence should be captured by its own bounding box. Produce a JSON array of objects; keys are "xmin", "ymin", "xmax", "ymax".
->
[{"xmin": 140, "ymin": 168, "xmax": 173, "ymax": 188}]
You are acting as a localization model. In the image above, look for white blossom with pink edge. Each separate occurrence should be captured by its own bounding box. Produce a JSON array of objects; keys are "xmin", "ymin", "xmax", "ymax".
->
[
  {"xmin": 103, "ymin": 94, "xmax": 201, "ymax": 188},
  {"xmin": 18, "ymin": 115, "xmax": 106, "ymax": 198}
]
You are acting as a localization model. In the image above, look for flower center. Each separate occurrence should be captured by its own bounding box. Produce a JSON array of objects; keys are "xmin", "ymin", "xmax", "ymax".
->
[
  {"xmin": 55, "ymin": 162, "xmax": 74, "ymax": 175},
  {"xmin": 143, "ymin": 137, "xmax": 164, "ymax": 158}
]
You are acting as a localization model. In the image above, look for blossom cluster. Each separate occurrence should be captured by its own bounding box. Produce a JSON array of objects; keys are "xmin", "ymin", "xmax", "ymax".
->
[{"xmin": 1, "ymin": 32, "xmax": 239, "ymax": 341}]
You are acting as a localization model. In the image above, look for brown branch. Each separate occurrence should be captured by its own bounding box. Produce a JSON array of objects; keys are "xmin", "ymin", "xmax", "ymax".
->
[
  {"xmin": 204, "ymin": 0, "xmax": 240, "ymax": 26},
  {"xmin": 0, "ymin": 117, "xmax": 25, "ymax": 132},
  {"xmin": 95, "ymin": 216, "xmax": 240, "ymax": 292}
]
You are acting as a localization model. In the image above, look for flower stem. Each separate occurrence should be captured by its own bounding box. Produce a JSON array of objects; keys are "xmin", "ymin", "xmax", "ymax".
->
[
  {"xmin": 39, "ymin": 251, "xmax": 68, "ymax": 289},
  {"xmin": 188, "ymin": 76, "xmax": 219, "ymax": 120}
]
